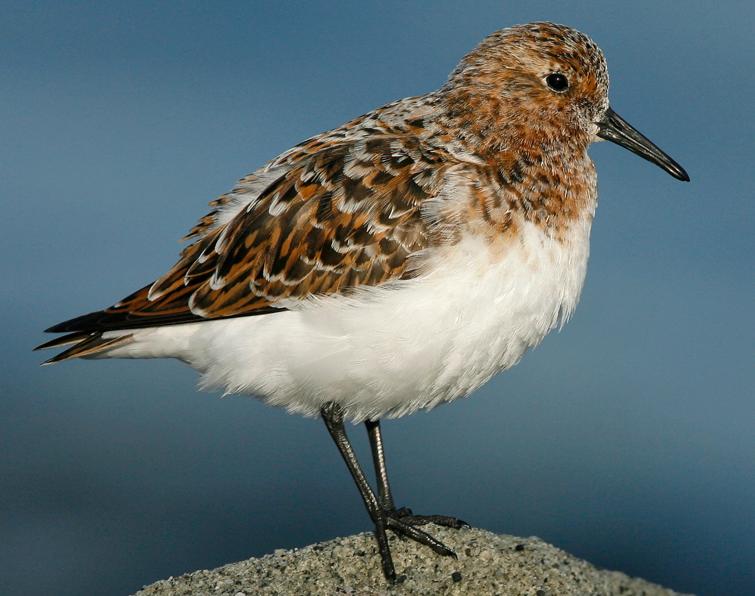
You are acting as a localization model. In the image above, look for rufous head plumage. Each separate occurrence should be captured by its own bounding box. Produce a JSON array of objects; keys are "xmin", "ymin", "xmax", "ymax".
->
[{"xmin": 440, "ymin": 22, "xmax": 687, "ymax": 181}]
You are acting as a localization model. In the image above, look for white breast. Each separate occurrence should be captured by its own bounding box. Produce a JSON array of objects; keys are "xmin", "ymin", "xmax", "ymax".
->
[{"xmin": 106, "ymin": 218, "xmax": 592, "ymax": 422}]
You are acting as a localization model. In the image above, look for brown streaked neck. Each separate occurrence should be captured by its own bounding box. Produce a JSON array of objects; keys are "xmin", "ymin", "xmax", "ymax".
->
[
  {"xmin": 434, "ymin": 88, "xmax": 598, "ymax": 237},
  {"xmin": 436, "ymin": 84, "xmax": 592, "ymax": 169}
]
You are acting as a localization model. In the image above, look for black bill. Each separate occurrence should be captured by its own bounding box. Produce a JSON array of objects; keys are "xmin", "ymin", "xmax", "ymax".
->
[{"xmin": 597, "ymin": 107, "xmax": 689, "ymax": 181}]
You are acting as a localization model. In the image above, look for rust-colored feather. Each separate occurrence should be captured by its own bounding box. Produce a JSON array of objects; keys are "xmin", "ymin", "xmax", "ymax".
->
[
  {"xmin": 40, "ymin": 21, "xmax": 609, "ymax": 347},
  {"xmin": 44, "ymin": 138, "xmax": 459, "ymax": 336}
]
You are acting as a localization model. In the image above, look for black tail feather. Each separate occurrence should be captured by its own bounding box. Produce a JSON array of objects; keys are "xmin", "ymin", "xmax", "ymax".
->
[
  {"xmin": 40, "ymin": 333, "xmax": 133, "ymax": 365},
  {"xmin": 34, "ymin": 331, "xmax": 93, "ymax": 351}
]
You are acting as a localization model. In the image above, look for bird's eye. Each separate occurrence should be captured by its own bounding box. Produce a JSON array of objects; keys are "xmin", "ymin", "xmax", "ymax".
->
[{"xmin": 546, "ymin": 73, "xmax": 569, "ymax": 92}]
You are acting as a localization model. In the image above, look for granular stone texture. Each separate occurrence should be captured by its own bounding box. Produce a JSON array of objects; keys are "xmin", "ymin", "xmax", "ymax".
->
[{"xmin": 134, "ymin": 526, "xmax": 689, "ymax": 595}]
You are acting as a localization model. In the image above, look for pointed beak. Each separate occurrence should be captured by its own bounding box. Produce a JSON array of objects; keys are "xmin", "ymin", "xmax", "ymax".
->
[{"xmin": 596, "ymin": 107, "xmax": 689, "ymax": 182}]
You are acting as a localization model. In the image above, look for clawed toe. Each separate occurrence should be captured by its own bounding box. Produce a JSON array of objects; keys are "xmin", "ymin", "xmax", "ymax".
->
[
  {"xmin": 324, "ymin": 411, "xmax": 469, "ymax": 582},
  {"xmin": 373, "ymin": 506, "xmax": 469, "ymax": 558},
  {"xmin": 384, "ymin": 514, "xmax": 457, "ymax": 557},
  {"xmin": 397, "ymin": 512, "xmax": 470, "ymax": 529},
  {"xmin": 388, "ymin": 507, "xmax": 470, "ymax": 529}
]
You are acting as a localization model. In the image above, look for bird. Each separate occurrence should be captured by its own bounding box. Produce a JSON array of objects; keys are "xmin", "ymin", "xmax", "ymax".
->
[{"xmin": 36, "ymin": 22, "xmax": 689, "ymax": 582}]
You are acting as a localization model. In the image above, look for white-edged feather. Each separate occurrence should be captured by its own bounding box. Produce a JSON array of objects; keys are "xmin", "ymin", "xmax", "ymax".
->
[{"xmin": 100, "ymin": 214, "xmax": 593, "ymax": 422}]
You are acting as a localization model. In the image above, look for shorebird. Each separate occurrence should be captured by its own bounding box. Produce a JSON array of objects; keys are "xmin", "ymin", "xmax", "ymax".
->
[{"xmin": 37, "ymin": 22, "xmax": 688, "ymax": 582}]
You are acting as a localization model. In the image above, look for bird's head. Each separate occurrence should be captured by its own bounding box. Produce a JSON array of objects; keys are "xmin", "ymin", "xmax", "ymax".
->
[{"xmin": 442, "ymin": 22, "xmax": 688, "ymax": 181}]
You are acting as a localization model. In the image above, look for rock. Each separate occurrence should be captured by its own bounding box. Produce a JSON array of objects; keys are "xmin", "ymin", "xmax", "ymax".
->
[{"xmin": 134, "ymin": 526, "xmax": 689, "ymax": 595}]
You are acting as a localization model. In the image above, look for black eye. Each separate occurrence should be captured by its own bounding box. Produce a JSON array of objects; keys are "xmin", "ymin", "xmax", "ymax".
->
[{"xmin": 546, "ymin": 73, "xmax": 569, "ymax": 92}]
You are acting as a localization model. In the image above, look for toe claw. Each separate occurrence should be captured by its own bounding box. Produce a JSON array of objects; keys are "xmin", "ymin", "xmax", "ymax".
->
[
  {"xmin": 393, "ymin": 512, "xmax": 469, "ymax": 529},
  {"xmin": 372, "ymin": 506, "xmax": 465, "ymax": 574}
]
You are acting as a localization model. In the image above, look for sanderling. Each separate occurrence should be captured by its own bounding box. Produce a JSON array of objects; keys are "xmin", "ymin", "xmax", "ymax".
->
[{"xmin": 37, "ymin": 22, "xmax": 688, "ymax": 582}]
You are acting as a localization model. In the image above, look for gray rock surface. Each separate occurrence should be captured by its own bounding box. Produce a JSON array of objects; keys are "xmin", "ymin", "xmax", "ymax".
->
[{"xmin": 135, "ymin": 526, "xmax": 688, "ymax": 595}]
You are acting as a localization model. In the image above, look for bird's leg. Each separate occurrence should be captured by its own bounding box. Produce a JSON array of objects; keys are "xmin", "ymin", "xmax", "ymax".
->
[
  {"xmin": 365, "ymin": 418, "xmax": 470, "ymax": 530},
  {"xmin": 364, "ymin": 418, "xmax": 397, "ymax": 511},
  {"xmin": 321, "ymin": 403, "xmax": 396, "ymax": 581},
  {"xmin": 321, "ymin": 404, "xmax": 459, "ymax": 582}
]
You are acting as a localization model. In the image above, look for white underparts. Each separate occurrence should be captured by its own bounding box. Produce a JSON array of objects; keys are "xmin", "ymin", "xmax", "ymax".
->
[{"xmin": 101, "ymin": 217, "xmax": 593, "ymax": 422}]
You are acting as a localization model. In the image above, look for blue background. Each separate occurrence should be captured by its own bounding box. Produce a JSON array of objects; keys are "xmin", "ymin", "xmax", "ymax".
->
[{"xmin": 2, "ymin": 2, "xmax": 752, "ymax": 594}]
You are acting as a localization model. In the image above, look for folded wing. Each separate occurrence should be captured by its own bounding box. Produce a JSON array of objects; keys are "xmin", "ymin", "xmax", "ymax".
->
[{"xmin": 39, "ymin": 137, "xmax": 455, "ymax": 360}]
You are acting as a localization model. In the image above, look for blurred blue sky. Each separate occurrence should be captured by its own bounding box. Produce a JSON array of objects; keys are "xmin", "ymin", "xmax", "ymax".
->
[{"xmin": 1, "ymin": 1, "xmax": 753, "ymax": 594}]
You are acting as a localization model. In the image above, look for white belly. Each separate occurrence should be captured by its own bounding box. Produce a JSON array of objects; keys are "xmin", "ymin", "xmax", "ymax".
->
[{"xmin": 105, "ymin": 219, "xmax": 592, "ymax": 422}]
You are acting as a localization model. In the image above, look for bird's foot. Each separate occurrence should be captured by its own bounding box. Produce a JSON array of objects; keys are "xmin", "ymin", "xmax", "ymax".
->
[
  {"xmin": 372, "ymin": 505, "xmax": 468, "ymax": 582},
  {"xmin": 389, "ymin": 506, "xmax": 470, "ymax": 529}
]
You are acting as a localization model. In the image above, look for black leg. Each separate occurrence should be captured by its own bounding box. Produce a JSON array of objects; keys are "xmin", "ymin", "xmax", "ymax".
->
[
  {"xmin": 321, "ymin": 403, "xmax": 396, "ymax": 581},
  {"xmin": 322, "ymin": 403, "xmax": 467, "ymax": 582},
  {"xmin": 365, "ymin": 419, "xmax": 396, "ymax": 511},
  {"xmin": 322, "ymin": 404, "xmax": 378, "ymax": 513},
  {"xmin": 365, "ymin": 418, "xmax": 470, "ymax": 531}
]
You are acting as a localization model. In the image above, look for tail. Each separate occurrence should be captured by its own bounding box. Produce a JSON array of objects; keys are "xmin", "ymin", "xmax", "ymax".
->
[{"xmin": 35, "ymin": 311, "xmax": 135, "ymax": 364}]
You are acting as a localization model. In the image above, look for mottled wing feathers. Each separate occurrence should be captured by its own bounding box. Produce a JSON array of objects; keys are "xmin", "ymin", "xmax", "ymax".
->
[
  {"xmin": 45, "ymin": 137, "xmax": 451, "ymax": 335},
  {"xmin": 186, "ymin": 139, "xmax": 439, "ymax": 317}
]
